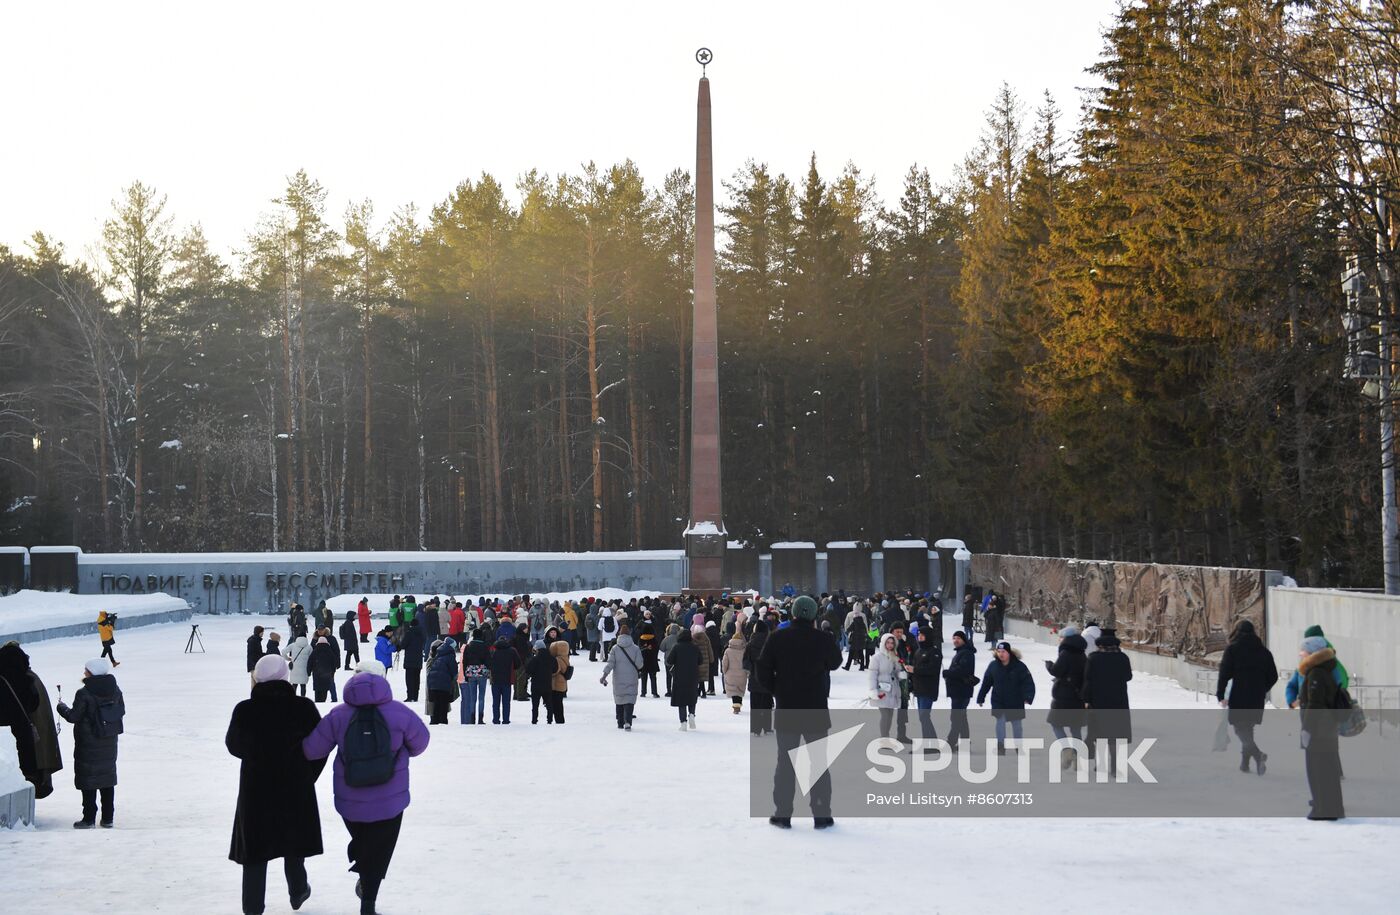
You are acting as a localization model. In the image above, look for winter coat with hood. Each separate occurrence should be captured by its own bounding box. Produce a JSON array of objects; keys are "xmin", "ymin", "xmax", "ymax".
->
[
  {"xmin": 976, "ymin": 648, "xmax": 1036, "ymax": 717},
  {"xmin": 97, "ymin": 611, "xmax": 115, "ymax": 642},
  {"xmin": 245, "ymin": 632, "xmax": 264, "ymax": 672},
  {"xmin": 0, "ymin": 643, "xmax": 62, "ymax": 793},
  {"xmin": 286, "ymin": 637, "xmax": 313, "ymax": 686},
  {"xmin": 667, "ymin": 630, "xmax": 702, "ymax": 707},
  {"xmin": 1081, "ymin": 640, "xmax": 1133, "ymax": 741},
  {"xmin": 910, "ymin": 636, "xmax": 942, "ymax": 700},
  {"xmin": 868, "ymin": 637, "xmax": 906, "ymax": 709},
  {"xmin": 597, "ymin": 607, "xmax": 618, "ymax": 644},
  {"xmin": 846, "ymin": 612, "xmax": 869, "ymax": 650},
  {"xmin": 693, "ymin": 625, "xmax": 715, "ymax": 677},
  {"xmin": 374, "ymin": 634, "xmax": 394, "ymax": 669},
  {"xmin": 1298, "ymin": 646, "xmax": 1341, "ymax": 747},
  {"xmin": 309, "ymin": 640, "xmax": 338, "ymax": 684},
  {"xmin": 56, "ymin": 672, "xmax": 125, "ymax": 790},
  {"xmin": 638, "ymin": 625, "xmax": 660, "ymax": 673},
  {"xmin": 461, "ymin": 634, "xmax": 490, "ymax": 679},
  {"xmin": 357, "ymin": 598, "xmax": 372, "ymax": 635},
  {"xmin": 449, "ymin": 606, "xmax": 466, "ymax": 636},
  {"xmin": 743, "ymin": 621, "xmax": 772, "ymax": 697},
  {"xmin": 426, "ymin": 638, "xmax": 459, "ymax": 694},
  {"xmin": 661, "ymin": 623, "xmax": 681, "ymax": 659},
  {"xmin": 339, "ymin": 613, "xmax": 358, "ymax": 648},
  {"xmin": 1215, "ymin": 622, "xmax": 1279, "ymax": 727},
  {"xmin": 525, "ymin": 647, "xmax": 555, "ymax": 695},
  {"xmin": 549, "ymin": 639, "xmax": 572, "ymax": 693},
  {"xmin": 488, "ymin": 638, "xmax": 520, "ymax": 685},
  {"xmin": 400, "ymin": 627, "xmax": 426, "ymax": 671},
  {"xmin": 721, "ymin": 632, "xmax": 749, "ymax": 697},
  {"xmin": 1047, "ymin": 633, "xmax": 1088, "ymax": 726},
  {"xmin": 603, "ymin": 634, "xmax": 643, "ymax": 704},
  {"xmin": 226, "ymin": 679, "xmax": 325, "ymax": 864},
  {"xmin": 943, "ymin": 640, "xmax": 978, "ymax": 701},
  {"xmin": 302, "ymin": 671, "xmax": 430, "ymax": 823}
]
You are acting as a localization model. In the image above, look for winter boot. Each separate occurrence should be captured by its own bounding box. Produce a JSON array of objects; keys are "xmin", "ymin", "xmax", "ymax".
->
[
  {"xmin": 290, "ymin": 884, "xmax": 311, "ymax": 910},
  {"xmin": 72, "ymin": 819, "xmax": 95, "ymax": 829},
  {"xmin": 1256, "ymin": 752, "xmax": 1268, "ymax": 776},
  {"xmin": 688, "ymin": 712, "xmax": 697, "ymax": 730},
  {"xmin": 768, "ymin": 816, "xmax": 791, "ymax": 829},
  {"xmin": 814, "ymin": 817, "xmax": 835, "ymax": 830},
  {"xmin": 679, "ymin": 717, "xmax": 689, "ymax": 731},
  {"xmin": 996, "ymin": 741, "xmax": 1005, "ymax": 756},
  {"xmin": 1061, "ymin": 748, "xmax": 1076, "ymax": 770}
]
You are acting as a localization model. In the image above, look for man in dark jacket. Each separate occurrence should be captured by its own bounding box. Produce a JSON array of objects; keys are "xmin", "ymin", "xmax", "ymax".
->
[
  {"xmin": 743, "ymin": 619, "xmax": 774, "ymax": 736},
  {"xmin": 56, "ymin": 658, "xmax": 125, "ymax": 829},
  {"xmin": 488, "ymin": 637, "xmax": 519, "ymax": 724},
  {"xmin": 754, "ymin": 595, "xmax": 842, "ymax": 830},
  {"xmin": 667, "ymin": 629, "xmax": 702, "ymax": 728},
  {"xmin": 910, "ymin": 628, "xmax": 942, "ymax": 744},
  {"xmin": 400, "ymin": 626, "xmax": 425, "ymax": 703},
  {"xmin": 1215, "ymin": 619, "xmax": 1278, "ymax": 775},
  {"xmin": 246, "ymin": 627, "xmax": 265, "ymax": 675},
  {"xmin": 339, "ymin": 613, "xmax": 360, "ymax": 671},
  {"xmin": 943, "ymin": 631, "xmax": 977, "ymax": 749},
  {"xmin": 226, "ymin": 654, "xmax": 324, "ymax": 915}
]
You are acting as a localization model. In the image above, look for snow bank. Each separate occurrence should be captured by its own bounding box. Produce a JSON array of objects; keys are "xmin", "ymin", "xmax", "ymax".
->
[
  {"xmin": 683, "ymin": 520, "xmax": 725, "ymax": 536},
  {"xmin": 934, "ymin": 538, "xmax": 967, "ymax": 550},
  {"xmin": 882, "ymin": 539, "xmax": 929, "ymax": 549},
  {"xmin": 28, "ymin": 546, "xmax": 80, "ymax": 555},
  {"xmin": 769, "ymin": 542, "xmax": 816, "ymax": 550},
  {"xmin": 0, "ymin": 590, "xmax": 189, "ymax": 634}
]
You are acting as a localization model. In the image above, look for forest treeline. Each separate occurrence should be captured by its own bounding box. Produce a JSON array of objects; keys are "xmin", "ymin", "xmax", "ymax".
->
[{"xmin": 1, "ymin": 0, "xmax": 1397, "ymax": 586}]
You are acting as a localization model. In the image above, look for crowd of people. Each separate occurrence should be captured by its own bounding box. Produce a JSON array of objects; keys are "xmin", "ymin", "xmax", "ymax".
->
[{"xmin": 0, "ymin": 585, "xmax": 1365, "ymax": 912}]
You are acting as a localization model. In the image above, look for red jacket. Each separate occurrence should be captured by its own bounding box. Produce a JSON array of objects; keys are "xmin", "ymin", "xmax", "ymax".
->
[
  {"xmin": 357, "ymin": 599, "xmax": 372, "ymax": 634},
  {"xmin": 449, "ymin": 607, "xmax": 466, "ymax": 635}
]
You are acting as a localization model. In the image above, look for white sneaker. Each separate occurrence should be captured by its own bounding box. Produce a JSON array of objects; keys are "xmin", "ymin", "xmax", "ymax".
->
[
  {"xmin": 679, "ymin": 719, "xmax": 688, "ymax": 731},
  {"xmin": 688, "ymin": 715, "xmax": 697, "ymax": 730}
]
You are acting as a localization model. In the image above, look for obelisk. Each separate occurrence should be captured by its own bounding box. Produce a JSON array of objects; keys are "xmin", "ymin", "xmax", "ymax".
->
[{"xmin": 684, "ymin": 48, "xmax": 727, "ymax": 591}]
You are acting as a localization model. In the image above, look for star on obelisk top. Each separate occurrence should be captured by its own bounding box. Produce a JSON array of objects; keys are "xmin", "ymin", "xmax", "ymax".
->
[{"xmin": 696, "ymin": 47, "xmax": 712, "ymax": 76}]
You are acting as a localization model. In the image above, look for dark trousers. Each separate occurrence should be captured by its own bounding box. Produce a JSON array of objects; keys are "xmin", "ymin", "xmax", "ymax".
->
[
  {"xmin": 428, "ymin": 689, "xmax": 452, "ymax": 724},
  {"xmin": 81, "ymin": 786, "xmax": 113, "ymax": 824},
  {"xmin": 359, "ymin": 632, "xmax": 369, "ymax": 643},
  {"xmin": 642, "ymin": 671, "xmax": 658, "ymax": 696},
  {"xmin": 491, "ymin": 682, "xmax": 511, "ymax": 723},
  {"xmin": 751, "ymin": 692, "xmax": 774, "ymax": 734},
  {"xmin": 615, "ymin": 703, "xmax": 635, "ymax": 727},
  {"xmin": 664, "ymin": 665, "xmax": 673, "ymax": 694},
  {"xmin": 773, "ymin": 726, "xmax": 831, "ymax": 817},
  {"xmin": 844, "ymin": 646, "xmax": 866, "ymax": 670},
  {"xmin": 548, "ymin": 691, "xmax": 566, "ymax": 723},
  {"xmin": 589, "ymin": 641, "xmax": 599, "ymax": 662},
  {"xmin": 345, "ymin": 813, "xmax": 402, "ymax": 914},
  {"xmin": 949, "ymin": 697, "xmax": 970, "ymax": 745},
  {"xmin": 344, "ymin": 642, "xmax": 360, "ymax": 669},
  {"xmin": 404, "ymin": 667, "xmax": 421, "ymax": 702},
  {"xmin": 1305, "ymin": 741, "xmax": 1345, "ymax": 818},
  {"xmin": 531, "ymin": 693, "xmax": 547, "ymax": 723},
  {"xmin": 678, "ymin": 702, "xmax": 696, "ymax": 722},
  {"xmin": 601, "ymin": 640, "xmax": 613, "ymax": 661},
  {"xmin": 1234, "ymin": 723, "xmax": 1263, "ymax": 763},
  {"xmin": 100, "ymin": 640, "xmax": 117, "ymax": 662},
  {"xmin": 241, "ymin": 857, "xmax": 306, "ymax": 915}
]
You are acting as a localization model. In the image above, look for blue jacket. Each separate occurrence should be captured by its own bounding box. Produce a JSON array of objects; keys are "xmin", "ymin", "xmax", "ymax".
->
[
  {"xmin": 374, "ymin": 635, "xmax": 394, "ymax": 669},
  {"xmin": 976, "ymin": 653, "xmax": 1036, "ymax": 710}
]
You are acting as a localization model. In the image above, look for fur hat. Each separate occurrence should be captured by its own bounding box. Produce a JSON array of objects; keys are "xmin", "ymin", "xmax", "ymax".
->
[
  {"xmin": 253, "ymin": 654, "xmax": 290, "ymax": 683},
  {"xmin": 84, "ymin": 658, "xmax": 111, "ymax": 677},
  {"xmin": 1060, "ymin": 625, "xmax": 1080, "ymax": 639},
  {"xmin": 356, "ymin": 659, "xmax": 388, "ymax": 677}
]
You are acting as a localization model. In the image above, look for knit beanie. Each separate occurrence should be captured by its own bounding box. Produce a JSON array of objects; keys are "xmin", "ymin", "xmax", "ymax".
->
[
  {"xmin": 1303, "ymin": 624, "xmax": 1325, "ymax": 639},
  {"xmin": 84, "ymin": 658, "xmax": 111, "ymax": 677},
  {"xmin": 1060, "ymin": 625, "xmax": 1080, "ymax": 639},
  {"xmin": 253, "ymin": 654, "xmax": 290, "ymax": 683},
  {"xmin": 1300, "ymin": 635, "xmax": 1329, "ymax": 655},
  {"xmin": 792, "ymin": 595, "xmax": 820, "ymax": 621}
]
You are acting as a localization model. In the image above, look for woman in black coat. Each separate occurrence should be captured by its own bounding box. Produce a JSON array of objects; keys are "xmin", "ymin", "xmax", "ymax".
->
[
  {"xmin": 743, "ymin": 620, "xmax": 774, "ymax": 735},
  {"xmin": 942, "ymin": 632, "xmax": 977, "ymax": 748},
  {"xmin": 246, "ymin": 627, "xmax": 265, "ymax": 674},
  {"xmin": 339, "ymin": 613, "xmax": 360, "ymax": 670},
  {"xmin": 226, "ymin": 655, "xmax": 325, "ymax": 915},
  {"xmin": 55, "ymin": 659, "xmax": 125, "ymax": 828},
  {"xmin": 910, "ymin": 629, "xmax": 942, "ymax": 742},
  {"xmin": 668, "ymin": 629, "xmax": 702, "ymax": 729},
  {"xmin": 1081, "ymin": 629, "xmax": 1133, "ymax": 772},
  {"xmin": 1215, "ymin": 619, "xmax": 1278, "ymax": 775},
  {"xmin": 1046, "ymin": 628, "xmax": 1088, "ymax": 748},
  {"xmin": 308, "ymin": 637, "xmax": 339, "ymax": 704}
]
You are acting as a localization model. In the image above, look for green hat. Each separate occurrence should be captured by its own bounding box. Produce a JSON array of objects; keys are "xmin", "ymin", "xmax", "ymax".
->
[
  {"xmin": 1303, "ymin": 624, "xmax": 1325, "ymax": 639},
  {"xmin": 792, "ymin": 596, "xmax": 820, "ymax": 620}
]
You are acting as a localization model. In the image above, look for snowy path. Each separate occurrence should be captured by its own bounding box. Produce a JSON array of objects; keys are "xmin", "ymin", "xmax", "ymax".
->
[{"xmin": 0, "ymin": 617, "xmax": 1396, "ymax": 914}]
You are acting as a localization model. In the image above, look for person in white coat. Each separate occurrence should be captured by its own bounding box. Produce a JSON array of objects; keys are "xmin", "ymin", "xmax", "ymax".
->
[
  {"xmin": 596, "ymin": 606, "xmax": 618, "ymax": 661},
  {"xmin": 869, "ymin": 633, "xmax": 906, "ymax": 740},
  {"xmin": 601, "ymin": 627, "xmax": 643, "ymax": 730},
  {"xmin": 284, "ymin": 635, "xmax": 312, "ymax": 697}
]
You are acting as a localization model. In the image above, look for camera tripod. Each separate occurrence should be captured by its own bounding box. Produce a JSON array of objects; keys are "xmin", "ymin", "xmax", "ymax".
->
[{"xmin": 184, "ymin": 624, "xmax": 205, "ymax": 654}]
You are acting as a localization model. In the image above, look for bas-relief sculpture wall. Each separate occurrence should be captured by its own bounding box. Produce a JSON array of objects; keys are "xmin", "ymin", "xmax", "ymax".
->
[{"xmin": 971, "ymin": 554, "xmax": 1275, "ymax": 663}]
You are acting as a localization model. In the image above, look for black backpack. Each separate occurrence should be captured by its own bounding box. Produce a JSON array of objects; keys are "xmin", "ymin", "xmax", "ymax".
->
[
  {"xmin": 343, "ymin": 706, "xmax": 397, "ymax": 787},
  {"xmin": 94, "ymin": 696, "xmax": 124, "ymax": 738},
  {"xmin": 603, "ymin": 615, "xmax": 616, "ymax": 634}
]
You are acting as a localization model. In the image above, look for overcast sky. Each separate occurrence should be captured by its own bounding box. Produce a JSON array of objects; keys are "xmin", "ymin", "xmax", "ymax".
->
[{"xmin": 1, "ymin": 0, "xmax": 1119, "ymax": 262}]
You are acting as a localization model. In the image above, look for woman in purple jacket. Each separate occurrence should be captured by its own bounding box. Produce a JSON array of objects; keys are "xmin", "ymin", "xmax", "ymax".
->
[{"xmin": 302, "ymin": 660, "xmax": 429, "ymax": 915}]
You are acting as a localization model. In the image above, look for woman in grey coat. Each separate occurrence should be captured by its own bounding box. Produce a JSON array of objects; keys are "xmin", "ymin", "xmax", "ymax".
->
[{"xmin": 601, "ymin": 627, "xmax": 643, "ymax": 730}]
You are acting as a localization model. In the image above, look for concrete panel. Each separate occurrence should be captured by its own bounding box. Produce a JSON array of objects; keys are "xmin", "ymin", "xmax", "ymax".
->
[
  {"xmin": 1266, "ymin": 587, "xmax": 1400, "ymax": 708},
  {"xmin": 883, "ymin": 547, "xmax": 930, "ymax": 593},
  {"xmin": 722, "ymin": 547, "xmax": 760, "ymax": 592},
  {"xmin": 30, "ymin": 547, "xmax": 79, "ymax": 592},
  {"xmin": 76, "ymin": 551, "xmax": 686, "ymax": 614},
  {"xmin": 769, "ymin": 545, "xmax": 818, "ymax": 596},
  {"xmin": 0, "ymin": 549, "xmax": 24, "ymax": 595},
  {"xmin": 825, "ymin": 545, "xmax": 873, "ymax": 595}
]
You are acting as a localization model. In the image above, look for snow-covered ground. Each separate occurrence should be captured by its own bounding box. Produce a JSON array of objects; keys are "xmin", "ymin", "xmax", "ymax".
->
[
  {"xmin": 0, "ymin": 616, "xmax": 1395, "ymax": 914},
  {"xmin": 0, "ymin": 589, "xmax": 188, "ymax": 634}
]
